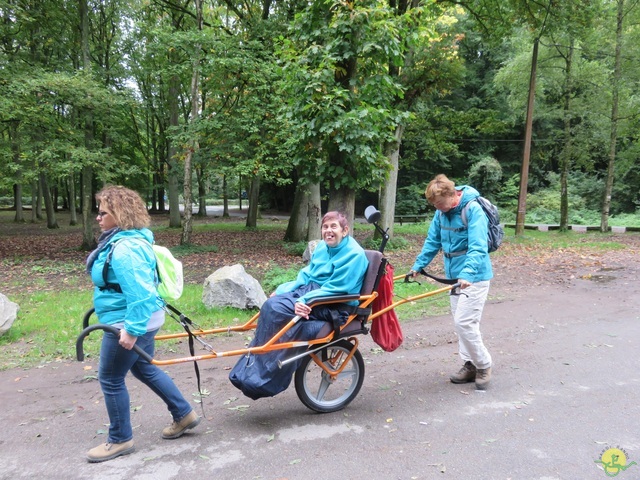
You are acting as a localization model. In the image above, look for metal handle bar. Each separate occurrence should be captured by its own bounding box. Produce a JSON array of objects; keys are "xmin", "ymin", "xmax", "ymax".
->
[
  {"xmin": 403, "ymin": 269, "xmax": 458, "ymax": 285},
  {"xmin": 76, "ymin": 323, "xmax": 153, "ymax": 363}
]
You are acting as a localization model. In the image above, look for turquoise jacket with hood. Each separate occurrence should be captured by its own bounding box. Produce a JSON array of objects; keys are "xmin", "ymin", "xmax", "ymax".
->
[
  {"xmin": 90, "ymin": 228, "xmax": 163, "ymax": 336},
  {"xmin": 411, "ymin": 186, "xmax": 493, "ymax": 283},
  {"xmin": 275, "ymin": 235, "xmax": 369, "ymax": 305}
]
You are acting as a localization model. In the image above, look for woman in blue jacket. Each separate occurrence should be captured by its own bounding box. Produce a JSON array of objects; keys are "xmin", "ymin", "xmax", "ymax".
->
[
  {"xmin": 229, "ymin": 210, "xmax": 369, "ymax": 399},
  {"xmin": 85, "ymin": 186, "xmax": 199, "ymax": 463},
  {"xmin": 410, "ymin": 174, "xmax": 494, "ymax": 390}
]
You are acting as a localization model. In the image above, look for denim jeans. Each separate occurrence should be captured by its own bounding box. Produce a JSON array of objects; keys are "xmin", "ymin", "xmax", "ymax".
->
[
  {"xmin": 99, "ymin": 329, "xmax": 193, "ymax": 444},
  {"xmin": 449, "ymin": 280, "xmax": 492, "ymax": 370}
]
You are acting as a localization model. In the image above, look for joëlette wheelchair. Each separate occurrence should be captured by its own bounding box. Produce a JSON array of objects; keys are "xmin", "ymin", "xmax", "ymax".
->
[{"xmin": 76, "ymin": 206, "xmax": 458, "ymax": 413}]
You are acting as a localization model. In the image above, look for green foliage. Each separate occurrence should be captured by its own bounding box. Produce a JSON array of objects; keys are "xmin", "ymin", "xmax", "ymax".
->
[
  {"xmin": 261, "ymin": 264, "xmax": 300, "ymax": 294},
  {"xmin": 468, "ymin": 155, "xmax": 503, "ymax": 199},
  {"xmin": 282, "ymin": 241, "xmax": 307, "ymax": 257},
  {"xmin": 360, "ymin": 234, "xmax": 410, "ymax": 252},
  {"xmin": 279, "ymin": 0, "xmax": 410, "ymax": 191},
  {"xmin": 395, "ymin": 185, "xmax": 429, "ymax": 215}
]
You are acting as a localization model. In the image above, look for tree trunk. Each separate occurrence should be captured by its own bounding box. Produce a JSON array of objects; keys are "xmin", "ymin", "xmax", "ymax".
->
[
  {"xmin": 81, "ymin": 166, "xmax": 95, "ymax": 249},
  {"xmin": 516, "ymin": 39, "xmax": 539, "ymax": 236},
  {"xmin": 306, "ymin": 181, "xmax": 321, "ymax": 241},
  {"xmin": 196, "ymin": 166, "xmax": 207, "ymax": 216},
  {"xmin": 246, "ymin": 175, "xmax": 261, "ymax": 228},
  {"xmin": 40, "ymin": 172, "xmax": 59, "ymax": 229},
  {"xmin": 11, "ymin": 125, "xmax": 24, "ymax": 223},
  {"xmin": 378, "ymin": 124, "xmax": 404, "ymax": 239},
  {"xmin": 180, "ymin": 0, "xmax": 202, "ymax": 246},
  {"xmin": 68, "ymin": 172, "xmax": 78, "ymax": 226},
  {"xmin": 222, "ymin": 175, "xmax": 230, "ymax": 217},
  {"xmin": 13, "ymin": 183, "xmax": 24, "ymax": 223},
  {"xmin": 327, "ymin": 185, "xmax": 355, "ymax": 231},
  {"xmin": 600, "ymin": 0, "xmax": 624, "ymax": 233},
  {"xmin": 31, "ymin": 180, "xmax": 37, "ymax": 223},
  {"xmin": 167, "ymin": 72, "xmax": 182, "ymax": 228},
  {"xmin": 559, "ymin": 40, "xmax": 574, "ymax": 232},
  {"xmin": 79, "ymin": 0, "xmax": 95, "ymax": 250},
  {"xmin": 284, "ymin": 178, "xmax": 309, "ymax": 242}
]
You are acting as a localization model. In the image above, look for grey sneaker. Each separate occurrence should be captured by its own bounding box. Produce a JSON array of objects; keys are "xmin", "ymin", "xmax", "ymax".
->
[
  {"xmin": 475, "ymin": 367, "xmax": 492, "ymax": 390},
  {"xmin": 162, "ymin": 410, "xmax": 201, "ymax": 439},
  {"xmin": 450, "ymin": 361, "xmax": 477, "ymax": 384}
]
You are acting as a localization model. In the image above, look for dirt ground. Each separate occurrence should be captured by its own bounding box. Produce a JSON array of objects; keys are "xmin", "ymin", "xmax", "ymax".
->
[{"xmin": 1, "ymin": 216, "xmax": 640, "ymax": 479}]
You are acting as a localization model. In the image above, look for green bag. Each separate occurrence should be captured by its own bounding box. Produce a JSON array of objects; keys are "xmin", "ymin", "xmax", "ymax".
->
[
  {"xmin": 102, "ymin": 240, "xmax": 183, "ymax": 301},
  {"xmin": 152, "ymin": 244, "xmax": 184, "ymax": 301}
]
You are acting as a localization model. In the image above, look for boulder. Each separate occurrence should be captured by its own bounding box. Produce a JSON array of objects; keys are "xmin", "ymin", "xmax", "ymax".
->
[
  {"xmin": 202, "ymin": 264, "xmax": 267, "ymax": 309},
  {"xmin": 0, "ymin": 293, "xmax": 19, "ymax": 336},
  {"xmin": 302, "ymin": 240, "xmax": 320, "ymax": 263}
]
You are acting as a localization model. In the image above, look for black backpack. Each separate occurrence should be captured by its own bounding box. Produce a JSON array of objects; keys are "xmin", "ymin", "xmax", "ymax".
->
[{"xmin": 460, "ymin": 196, "xmax": 504, "ymax": 253}]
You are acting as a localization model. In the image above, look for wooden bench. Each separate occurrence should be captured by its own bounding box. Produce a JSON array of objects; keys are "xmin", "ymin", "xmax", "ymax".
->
[{"xmin": 394, "ymin": 214, "xmax": 430, "ymax": 225}]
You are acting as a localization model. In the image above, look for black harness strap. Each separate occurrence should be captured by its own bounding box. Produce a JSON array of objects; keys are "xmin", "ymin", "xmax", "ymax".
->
[
  {"xmin": 164, "ymin": 303, "xmax": 206, "ymax": 419},
  {"xmin": 100, "ymin": 243, "xmax": 123, "ymax": 293}
]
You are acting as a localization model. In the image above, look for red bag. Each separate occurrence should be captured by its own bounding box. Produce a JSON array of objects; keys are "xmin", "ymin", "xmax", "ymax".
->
[{"xmin": 370, "ymin": 262, "xmax": 403, "ymax": 352}]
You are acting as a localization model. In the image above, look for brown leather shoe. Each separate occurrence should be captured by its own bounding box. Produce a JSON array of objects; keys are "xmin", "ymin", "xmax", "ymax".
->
[
  {"xmin": 475, "ymin": 367, "xmax": 492, "ymax": 390},
  {"xmin": 449, "ymin": 361, "xmax": 477, "ymax": 384},
  {"xmin": 87, "ymin": 440, "xmax": 135, "ymax": 463},
  {"xmin": 162, "ymin": 410, "xmax": 201, "ymax": 439}
]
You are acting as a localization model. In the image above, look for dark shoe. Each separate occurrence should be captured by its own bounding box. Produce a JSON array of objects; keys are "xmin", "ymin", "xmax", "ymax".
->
[
  {"xmin": 450, "ymin": 361, "xmax": 477, "ymax": 384},
  {"xmin": 475, "ymin": 367, "xmax": 492, "ymax": 390},
  {"xmin": 162, "ymin": 410, "xmax": 201, "ymax": 439},
  {"xmin": 87, "ymin": 440, "xmax": 135, "ymax": 463}
]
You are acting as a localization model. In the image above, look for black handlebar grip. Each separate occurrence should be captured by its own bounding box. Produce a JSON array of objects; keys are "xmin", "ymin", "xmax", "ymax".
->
[{"xmin": 76, "ymin": 324, "xmax": 154, "ymax": 363}]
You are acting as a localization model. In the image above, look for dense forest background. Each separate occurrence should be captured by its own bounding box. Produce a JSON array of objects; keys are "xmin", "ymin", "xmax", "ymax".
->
[{"xmin": 1, "ymin": 0, "xmax": 639, "ymax": 249}]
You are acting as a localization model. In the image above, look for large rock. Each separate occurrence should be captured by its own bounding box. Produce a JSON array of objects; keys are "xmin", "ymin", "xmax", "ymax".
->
[
  {"xmin": 302, "ymin": 240, "xmax": 320, "ymax": 263},
  {"xmin": 202, "ymin": 264, "xmax": 267, "ymax": 309},
  {"xmin": 0, "ymin": 293, "xmax": 19, "ymax": 336}
]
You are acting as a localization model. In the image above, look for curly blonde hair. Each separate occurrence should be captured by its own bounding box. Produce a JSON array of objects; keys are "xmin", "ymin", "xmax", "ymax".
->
[
  {"xmin": 425, "ymin": 174, "xmax": 456, "ymax": 203},
  {"xmin": 96, "ymin": 185, "xmax": 150, "ymax": 230}
]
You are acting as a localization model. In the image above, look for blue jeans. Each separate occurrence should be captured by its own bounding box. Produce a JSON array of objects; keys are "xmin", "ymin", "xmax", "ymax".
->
[{"xmin": 99, "ymin": 329, "xmax": 193, "ymax": 444}]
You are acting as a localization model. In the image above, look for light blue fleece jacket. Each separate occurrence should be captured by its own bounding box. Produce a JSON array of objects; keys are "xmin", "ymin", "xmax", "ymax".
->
[
  {"xmin": 411, "ymin": 186, "xmax": 493, "ymax": 283},
  {"xmin": 275, "ymin": 235, "xmax": 369, "ymax": 305},
  {"xmin": 90, "ymin": 228, "xmax": 163, "ymax": 336}
]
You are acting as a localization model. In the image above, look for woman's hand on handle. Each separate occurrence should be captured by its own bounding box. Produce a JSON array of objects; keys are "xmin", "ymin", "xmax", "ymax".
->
[
  {"xmin": 458, "ymin": 279, "xmax": 471, "ymax": 290},
  {"xmin": 119, "ymin": 330, "xmax": 138, "ymax": 350}
]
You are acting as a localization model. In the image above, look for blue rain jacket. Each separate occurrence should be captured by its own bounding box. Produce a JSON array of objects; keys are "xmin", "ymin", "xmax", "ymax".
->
[
  {"xmin": 90, "ymin": 228, "xmax": 163, "ymax": 336},
  {"xmin": 275, "ymin": 235, "xmax": 369, "ymax": 305},
  {"xmin": 411, "ymin": 186, "xmax": 493, "ymax": 283}
]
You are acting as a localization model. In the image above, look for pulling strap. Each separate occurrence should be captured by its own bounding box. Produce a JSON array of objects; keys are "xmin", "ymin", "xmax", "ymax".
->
[{"xmin": 164, "ymin": 303, "xmax": 206, "ymax": 419}]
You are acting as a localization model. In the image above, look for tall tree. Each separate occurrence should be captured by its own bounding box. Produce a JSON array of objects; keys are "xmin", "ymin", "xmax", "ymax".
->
[
  {"xmin": 600, "ymin": 0, "xmax": 626, "ymax": 232},
  {"xmin": 281, "ymin": 0, "xmax": 407, "ymax": 227}
]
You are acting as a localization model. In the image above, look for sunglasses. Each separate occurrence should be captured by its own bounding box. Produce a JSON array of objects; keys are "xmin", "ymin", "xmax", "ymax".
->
[{"xmin": 97, "ymin": 211, "xmax": 110, "ymax": 219}]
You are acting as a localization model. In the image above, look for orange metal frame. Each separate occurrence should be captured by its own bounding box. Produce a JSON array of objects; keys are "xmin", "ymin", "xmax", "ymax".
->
[{"xmin": 147, "ymin": 276, "xmax": 455, "ymax": 367}]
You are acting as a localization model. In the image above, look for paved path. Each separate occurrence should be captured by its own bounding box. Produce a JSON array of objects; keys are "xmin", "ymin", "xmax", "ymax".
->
[{"xmin": 1, "ymin": 262, "xmax": 639, "ymax": 479}]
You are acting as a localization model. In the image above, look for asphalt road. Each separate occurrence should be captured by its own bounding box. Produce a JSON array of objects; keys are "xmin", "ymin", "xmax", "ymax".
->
[{"xmin": 1, "ymin": 267, "xmax": 639, "ymax": 479}]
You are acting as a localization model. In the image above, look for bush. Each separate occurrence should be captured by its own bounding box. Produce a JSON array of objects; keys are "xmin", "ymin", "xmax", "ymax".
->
[
  {"xmin": 395, "ymin": 185, "xmax": 428, "ymax": 215},
  {"xmin": 468, "ymin": 154, "xmax": 503, "ymax": 199},
  {"xmin": 261, "ymin": 264, "xmax": 299, "ymax": 293}
]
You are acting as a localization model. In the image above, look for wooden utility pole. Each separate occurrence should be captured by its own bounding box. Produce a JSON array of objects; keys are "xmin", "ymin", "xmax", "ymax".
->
[{"xmin": 516, "ymin": 38, "xmax": 539, "ymax": 236}]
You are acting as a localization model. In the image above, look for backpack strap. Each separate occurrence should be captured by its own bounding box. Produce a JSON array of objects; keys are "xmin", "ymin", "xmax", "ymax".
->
[
  {"xmin": 100, "ymin": 242, "xmax": 123, "ymax": 293},
  {"xmin": 439, "ymin": 204, "xmax": 471, "ymax": 258},
  {"xmin": 100, "ymin": 238, "xmax": 159, "ymax": 294}
]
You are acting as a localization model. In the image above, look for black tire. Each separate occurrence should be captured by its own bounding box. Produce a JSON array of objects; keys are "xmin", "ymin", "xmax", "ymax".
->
[{"xmin": 294, "ymin": 339, "xmax": 365, "ymax": 413}]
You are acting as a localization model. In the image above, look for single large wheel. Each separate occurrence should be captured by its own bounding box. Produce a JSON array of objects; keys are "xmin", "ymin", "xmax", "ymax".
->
[{"xmin": 294, "ymin": 339, "xmax": 365, "ymax": 413}]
